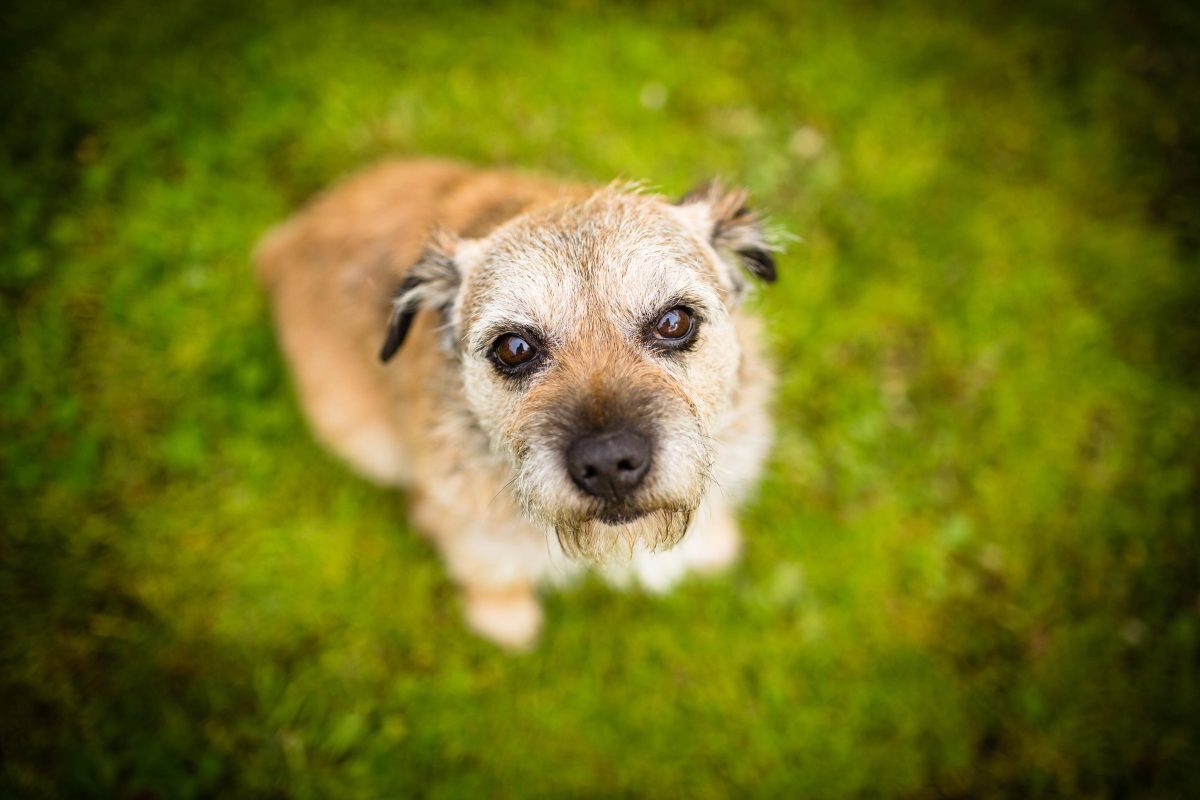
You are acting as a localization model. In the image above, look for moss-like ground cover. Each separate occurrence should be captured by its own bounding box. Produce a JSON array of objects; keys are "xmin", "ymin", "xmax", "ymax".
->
[{"xmin": 2, "ymin": 1, "xmax": 1197, "ymax": 796}]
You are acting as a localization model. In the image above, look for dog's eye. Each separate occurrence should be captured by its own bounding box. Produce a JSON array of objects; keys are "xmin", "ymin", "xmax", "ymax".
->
[
  {"xmin": 653, "ymin": 308, "xmax": 694, "ymax": 340},
  {"xmin": 493, "ymin": 334, "xmax": 536, "ymax": 367}
]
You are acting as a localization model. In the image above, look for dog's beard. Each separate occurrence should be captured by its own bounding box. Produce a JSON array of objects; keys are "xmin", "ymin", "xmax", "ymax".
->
[{"xmin": 551, "ymin": 506, "xmax": 695, "ymax": 561}]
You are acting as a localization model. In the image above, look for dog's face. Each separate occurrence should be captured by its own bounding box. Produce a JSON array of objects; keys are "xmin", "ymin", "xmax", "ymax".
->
[{"xmin": 381, "ymin": 184, "xmax": 775, "ymax": 558}]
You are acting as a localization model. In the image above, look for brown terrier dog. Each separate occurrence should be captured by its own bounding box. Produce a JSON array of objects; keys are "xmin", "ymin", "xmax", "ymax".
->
[{"xmin": 257, "ymin": 160, "xmax": 776, "ymax": 649}]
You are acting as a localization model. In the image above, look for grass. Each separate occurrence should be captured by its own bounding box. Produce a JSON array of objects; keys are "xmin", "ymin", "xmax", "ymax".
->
[{"xmin": 2, "ymin": 0, "xmax": 1198, "ymax": 796}]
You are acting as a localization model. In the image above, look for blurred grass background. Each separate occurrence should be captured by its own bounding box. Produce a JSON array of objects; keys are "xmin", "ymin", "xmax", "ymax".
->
[{"xmin": 2, "ymin": 0, "xmax": 1198, "ymax": 796}]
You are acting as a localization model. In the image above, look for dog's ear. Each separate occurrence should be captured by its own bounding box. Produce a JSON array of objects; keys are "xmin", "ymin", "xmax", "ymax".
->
[
  {"xmin": 380, "ymin": 230, "xmax": 464, "ymax": 363},
  {"xmin": 677, "ymin": 180, "xmax": 777, "ymax": 290}
]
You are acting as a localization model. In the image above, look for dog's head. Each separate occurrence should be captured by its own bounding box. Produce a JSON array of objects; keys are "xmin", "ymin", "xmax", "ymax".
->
[{"xmin": 381, "ymin": 182, "xmax": 776, "ymax": 559}]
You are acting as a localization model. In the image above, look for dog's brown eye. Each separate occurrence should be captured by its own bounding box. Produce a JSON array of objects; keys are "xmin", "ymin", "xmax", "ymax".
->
[
  {"xmin": 654, "ymin": 308, "xmax": 694, "ymax": 340},
  {"xmin": 493, "ymin": 334, "xmax": 536, "ymax": 367}
]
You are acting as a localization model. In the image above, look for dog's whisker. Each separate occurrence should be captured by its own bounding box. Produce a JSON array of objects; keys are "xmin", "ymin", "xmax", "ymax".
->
[{"xmin": 487, "ymin": 475, "xmax": 520, "ymax": 509}]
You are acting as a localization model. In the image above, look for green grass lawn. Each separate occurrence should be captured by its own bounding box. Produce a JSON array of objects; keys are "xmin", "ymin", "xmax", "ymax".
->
[{"xmin": 2, "ymin": 0, "xmax": 1198, "ymax": 796}]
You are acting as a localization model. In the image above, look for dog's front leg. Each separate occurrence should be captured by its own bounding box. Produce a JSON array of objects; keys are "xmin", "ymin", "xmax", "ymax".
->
[
  {"xmin": 411, "ymin": 491, "xmax": 555, "ymax": 650},
  {"xmin": 440, "ymin": 535, "xmax": 545, "ymax": 651}
]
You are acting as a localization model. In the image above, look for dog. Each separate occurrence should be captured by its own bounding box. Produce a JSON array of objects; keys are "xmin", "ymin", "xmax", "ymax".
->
[{"xmin": 256, "ymin": 159, "xmax": 776, "ymax": 649}]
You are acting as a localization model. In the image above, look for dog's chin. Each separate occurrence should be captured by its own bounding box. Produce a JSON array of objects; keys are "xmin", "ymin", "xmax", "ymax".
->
[{"xmin": 549, "ymin": 505, "xmax": 696, "ymax": 562}]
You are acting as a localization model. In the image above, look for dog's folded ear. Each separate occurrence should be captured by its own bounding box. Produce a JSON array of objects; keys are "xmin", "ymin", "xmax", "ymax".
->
[
  {"xmin": 380, "ymin": 230, "xmax": 463, "ymax": 362},
  {"xmin": 677, "ymin": 180, "xmax": 778, "ymax": 291}
]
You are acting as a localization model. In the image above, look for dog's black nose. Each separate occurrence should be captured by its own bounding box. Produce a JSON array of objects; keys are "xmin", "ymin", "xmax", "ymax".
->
[{"xmin": 567, "ymin": 430, "xmax": 651, "ymax": 501}]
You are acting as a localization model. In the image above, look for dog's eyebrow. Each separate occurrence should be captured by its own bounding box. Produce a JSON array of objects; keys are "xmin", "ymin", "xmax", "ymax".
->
[
  {"xmin": 472, "ymin": 321, "xmax": 551, "ymax": 356},
  {"xmin": 633, "ymin": 292, "xmax": 710, "ymax": 326}
]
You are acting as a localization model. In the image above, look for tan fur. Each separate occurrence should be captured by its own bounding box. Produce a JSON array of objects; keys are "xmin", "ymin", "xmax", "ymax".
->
[{"xmin": 256, "ymin": 159, "xmax": 775, "ymax": 649}]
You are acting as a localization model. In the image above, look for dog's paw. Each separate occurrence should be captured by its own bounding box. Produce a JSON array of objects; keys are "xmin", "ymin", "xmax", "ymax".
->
[
  {"xmin": 683, "ymin": 512, "xmax": 741, "ymax": 575},
  {"xmin": 464, "ymin": 586, "xmax": 543, "ymax": 652}
]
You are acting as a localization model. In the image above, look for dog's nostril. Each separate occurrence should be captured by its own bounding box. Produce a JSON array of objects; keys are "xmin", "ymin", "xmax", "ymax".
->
[
  {"xmin": 616, "ymin": 459, "xmax": 635, "ymax": 472},
  {"xmin": 583, "ymin": 466, "xmax": 597, "ymax": 479}
]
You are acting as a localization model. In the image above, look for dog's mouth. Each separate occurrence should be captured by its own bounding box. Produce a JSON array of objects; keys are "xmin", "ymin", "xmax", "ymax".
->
[
  {"xmin": 549, "ymin": 505, "xmax": 696, "ymax": 561},
  {"xmin": 593, "ymin": 506, "xmax": 652, "ymax": 526},
  {"xmin": 510, "ymin": 441, "xmax": 708, "ymax": 561}
]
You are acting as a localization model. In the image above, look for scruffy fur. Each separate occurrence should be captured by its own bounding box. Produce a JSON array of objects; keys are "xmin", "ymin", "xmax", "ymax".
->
[{"xmin": 256, "ymin": 159, "xmax": 775, "ymax": 649}]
